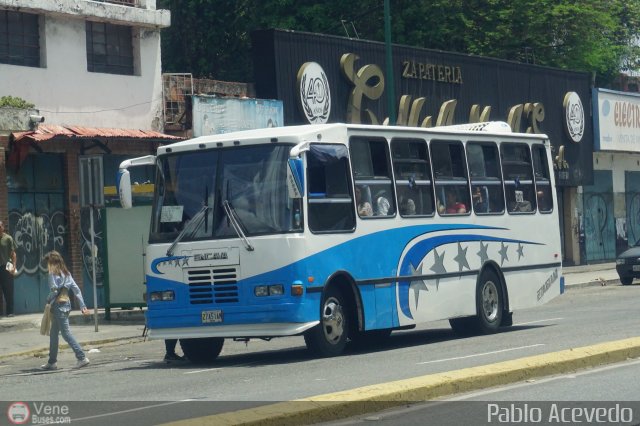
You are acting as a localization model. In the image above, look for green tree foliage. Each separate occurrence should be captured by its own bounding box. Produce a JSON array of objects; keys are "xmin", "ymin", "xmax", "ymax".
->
[
  {"xmin": 159, "ymin": 0, "xmax": 640, "ymax": 87},
  {"xmin": 0, "ymin": 96, "xmax": 35, "ymax": 109}
]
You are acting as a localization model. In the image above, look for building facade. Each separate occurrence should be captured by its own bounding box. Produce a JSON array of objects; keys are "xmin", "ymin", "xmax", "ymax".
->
[
  {"xmin": 0, "ymin": 0, "xmax": 175, "ymax": 314},
  {"xmin": 251, "ymin": 29, "xmax": 595, "ymax": 266},
  {"xmin": 589, "ymin": 89, "xmax": 640, "ymax": 262}
]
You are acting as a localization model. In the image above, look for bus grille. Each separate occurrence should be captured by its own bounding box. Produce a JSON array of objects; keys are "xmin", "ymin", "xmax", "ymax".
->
[{"xmin": 186, "ymin": 267, "xmax": 239, "ymax": 304}]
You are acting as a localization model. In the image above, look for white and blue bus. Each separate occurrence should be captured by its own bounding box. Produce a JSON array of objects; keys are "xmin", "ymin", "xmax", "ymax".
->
[{"xmin": 117, "ymin": 122, "xmax": 563, "ymax": 363}]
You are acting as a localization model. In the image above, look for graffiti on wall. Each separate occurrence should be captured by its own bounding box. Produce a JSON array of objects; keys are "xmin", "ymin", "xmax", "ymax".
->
[
  {"xmin": 80, "ymin": 208, "xmax": 104, "ymax": 285},
  {"xmin": 627, "ymin": 192, "xmax": 640, "ymax": 247},
  {"xmin": 9, "ymin": 210, "xmax": 66, "ymax": 275}
]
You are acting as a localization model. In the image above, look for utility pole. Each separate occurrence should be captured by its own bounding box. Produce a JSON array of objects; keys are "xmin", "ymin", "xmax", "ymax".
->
[{"xmin": 384, "ymin": 0, "xmax": 396, "ymax": 125}]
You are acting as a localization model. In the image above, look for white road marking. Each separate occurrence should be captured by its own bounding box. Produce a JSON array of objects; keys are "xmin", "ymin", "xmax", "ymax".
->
[
  {"xmin": 515, "ymin": 317, "xmax": 563, "ymax": 326},
  {"xmin": 416, "ymin": 344, "xmax": 545, "ymax": 365},
  {"xmin": 72, "ymin": 399, "xmax": 195, "ymax": 422},
  {"xmin": 184, "ymin": 367, "xmax": 221, "ymax": 374},
  {"xmin": 183, "ymin": 360, "xmax": 261, "ymax": 374}
]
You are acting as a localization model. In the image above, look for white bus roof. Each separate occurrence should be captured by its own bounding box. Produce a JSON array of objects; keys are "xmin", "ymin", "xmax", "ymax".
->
[{"xmin": 158, "ymin": 122, "xmax": 549, "ymax": 155}]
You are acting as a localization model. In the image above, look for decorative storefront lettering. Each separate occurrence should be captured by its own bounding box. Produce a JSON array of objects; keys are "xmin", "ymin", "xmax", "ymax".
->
[
  {"xmin": 339, "ymin": 52, "xmax": 545, "ymax": 133},
  {"xmin": 401, "ymin": 60, "xmax": 463, "ymax": 84}
]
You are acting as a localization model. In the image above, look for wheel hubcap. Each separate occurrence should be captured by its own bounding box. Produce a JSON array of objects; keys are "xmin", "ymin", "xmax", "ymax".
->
[
  {"xmin": 482, "ymin": 281, "xmax": 499, "ymax": 322},
  {"xmin": 322, "ymin": 296, "xmax": 344, "ymax": 345}
]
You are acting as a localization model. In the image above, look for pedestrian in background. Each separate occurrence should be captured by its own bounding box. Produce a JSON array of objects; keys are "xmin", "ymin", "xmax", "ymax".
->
[
  {"xmin": 41, "ymin": 250, "xmax": 91, "ymax": 370},
  {"xmin": 0, "ymin": 220, "xmax": 17, "ymax": 317}
]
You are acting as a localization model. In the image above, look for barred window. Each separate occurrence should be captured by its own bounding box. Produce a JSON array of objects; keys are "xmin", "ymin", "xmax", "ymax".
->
[
  {"xmin": 86, "ymin": 21, "xmax": 134, "ymax": 75},
  {"xmin": 0, "ymin": 10, "xmax": 40, "ymax": 67}
]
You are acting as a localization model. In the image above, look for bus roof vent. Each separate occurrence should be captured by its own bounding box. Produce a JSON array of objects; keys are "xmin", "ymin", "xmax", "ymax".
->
[{"xmin": 440, "ymin": 121, "xmax": 512, "ymax": 133}]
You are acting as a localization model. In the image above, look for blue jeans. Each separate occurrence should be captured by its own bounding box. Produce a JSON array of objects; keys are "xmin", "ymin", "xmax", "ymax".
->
[{"xmin": 48, "ymin": 307, "xmax": 85, "ymax": 364}]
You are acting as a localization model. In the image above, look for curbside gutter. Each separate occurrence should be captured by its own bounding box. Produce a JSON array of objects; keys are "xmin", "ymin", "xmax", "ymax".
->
[
  {"xmin": 162, "ymin": 337, "xmax": 640, "ymax": 426},
  {"xmin": 0, "ymin": 336, "xmax": 145, "ymax": 361}
]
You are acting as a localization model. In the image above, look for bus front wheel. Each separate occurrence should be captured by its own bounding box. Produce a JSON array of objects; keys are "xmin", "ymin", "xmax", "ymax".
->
[
  {"xmin": 304, "ymin": 286, "xmax": 349, "ymax": 357},
  {"xmin": 180, "ymin": 337, "xmax": 224, "ymax": 364}
]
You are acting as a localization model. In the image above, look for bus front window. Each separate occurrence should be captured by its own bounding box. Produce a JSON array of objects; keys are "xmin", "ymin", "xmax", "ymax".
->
[{"xmin": 150, "ymin": 145, "xmax": 301, "ymax": 243}]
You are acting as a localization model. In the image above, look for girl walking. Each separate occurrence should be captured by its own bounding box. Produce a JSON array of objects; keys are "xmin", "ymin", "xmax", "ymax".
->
[{"xmin": 41, "ymin": 250, "xmax": 90, "ymax": 370}]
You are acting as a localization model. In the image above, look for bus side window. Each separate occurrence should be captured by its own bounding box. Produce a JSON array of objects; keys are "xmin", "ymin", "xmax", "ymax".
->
[
  {"xmin": 392, "ymin": 138, "xmax": 435, "ymax": 217},
  {"xmin": 350, "ymin": 136, "xmax": 396, "ymax": 218},
  {"xmin": 467, "ymin": 142, "xmax": 504, "ymax": 215},
  {"xmin": 532, "ymin": 144, "xmax": 553, "ymax": 213},
  {"xmin": 501, "ymin": 143, "xmax": 536, "ymax": 214},
  {"xmin": 431, "ymin": 140, "xmax": 470, "ymax": 216},
  {"xmin": 306, "ymin": 144, "xmax": 355, "ymax": 232}
]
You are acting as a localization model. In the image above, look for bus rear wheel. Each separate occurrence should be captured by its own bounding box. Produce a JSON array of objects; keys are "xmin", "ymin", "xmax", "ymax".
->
[
  {"xmin": 472, "ymin": 270, "xmax": 504, "ymax": 334},
  {"xmin": 304, "ymin": 286, "xmax": 349, "ymax": 357},
  {"xmin": 180, "ymin": 337, "xmax": 224, "ymax": 364}
]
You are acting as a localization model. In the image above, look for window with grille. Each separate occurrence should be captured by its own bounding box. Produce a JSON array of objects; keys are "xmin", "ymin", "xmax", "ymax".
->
[
  {"xmin": 0, "ymin": 10, "xmax": 40, "ymax": 67},
  {"xmin": 86, "ymin": 21, "xmax": 134, "ymax": 75}
]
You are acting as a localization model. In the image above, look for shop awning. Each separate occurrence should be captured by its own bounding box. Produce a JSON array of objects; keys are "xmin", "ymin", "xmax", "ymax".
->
[
  {"xmin": 9, "ymin": 124, "xmax": 183, "ymax": 169},
  {"xmin": 12, "ymin": 124, "xmax": 182, "ymax": 144}
]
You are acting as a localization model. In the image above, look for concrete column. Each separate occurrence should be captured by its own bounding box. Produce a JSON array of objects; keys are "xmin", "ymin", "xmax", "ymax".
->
[
  {"xmin": 64, "ymin": 150, "xmax": 84, "ymax": 289},
  {"xmin": 562, "ymin": 186, "xmax": 581, "ymax": 265}
]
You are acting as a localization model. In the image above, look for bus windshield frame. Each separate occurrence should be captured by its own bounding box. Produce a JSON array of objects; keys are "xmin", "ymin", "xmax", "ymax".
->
[{"xmin": 149, "ymin": 143, "xmax": 302, "ymax": 244}]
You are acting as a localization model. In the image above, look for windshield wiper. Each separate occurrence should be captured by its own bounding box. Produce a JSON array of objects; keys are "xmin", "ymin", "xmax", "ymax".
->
[
  {"xmin": 222, "ymin": 200, "xmax": 255, "ymax": 251},
  {"xmin": 166, "ymin": 205, "xmax": 211, "ymax": 256}
]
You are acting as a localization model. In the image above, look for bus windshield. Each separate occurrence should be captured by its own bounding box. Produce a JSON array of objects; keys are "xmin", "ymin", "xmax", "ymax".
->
[{"xmin": 149, "ymin": 144, "xmax": 302, "ymax": 243}]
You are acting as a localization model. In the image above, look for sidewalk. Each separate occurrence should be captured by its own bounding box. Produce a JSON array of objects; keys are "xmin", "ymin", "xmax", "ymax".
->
[{"xmin": 0, "ymin": 262, "xmax": 621, "ymax": 361}]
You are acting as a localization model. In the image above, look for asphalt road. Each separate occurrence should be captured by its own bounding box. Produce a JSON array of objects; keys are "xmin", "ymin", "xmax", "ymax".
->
[
  {"xmin": 1, "ymin": 284, "xmax": 639, "ymax": 424},
  {"xmin": 323, "ymin": 359, "xmax": 640, "ymax": 425}
]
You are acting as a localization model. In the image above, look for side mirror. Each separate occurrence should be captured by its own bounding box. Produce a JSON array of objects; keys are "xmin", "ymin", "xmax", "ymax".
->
[
  {"xmin": 116, "ymin": 155, "xmax": 156, "ymax": 209},
  {"xmin": 286, "ymin": 158, "xmax": 304, "ymax": 199},
  {"xmin": 117, "ymin": 168, "xmax": 132, "ymax": 209}
]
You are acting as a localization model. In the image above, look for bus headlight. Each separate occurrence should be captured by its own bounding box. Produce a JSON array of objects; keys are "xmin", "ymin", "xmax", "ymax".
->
[
  {"xmin": 149, "ymin": 290, "xmax": 175, "ymax": 301},
  {"xmin": 269, "ymin": 285, "xmax": 284, "ymax": 296},
  {"xmin": 255, "ymin": 285, "xmax": 269, "ymax": 297},
  {"xmin": 254, "ymin": 285, "xmax": 284, "ymax": 297}
]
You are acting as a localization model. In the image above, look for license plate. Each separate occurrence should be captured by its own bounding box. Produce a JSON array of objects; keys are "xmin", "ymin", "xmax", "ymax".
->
[
  {"xmin": 633, "ymin": 265, "xmax": 640, "ymax": 272},
  {"xmin": 201, "ymin": 310, "xmax": 223, "ymax": 323}
]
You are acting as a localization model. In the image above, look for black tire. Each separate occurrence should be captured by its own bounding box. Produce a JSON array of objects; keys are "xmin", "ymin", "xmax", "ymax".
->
[
  {"xmin": 471, "ymin": 270, "xmax": 504, "ymax": 334},
  {"xmin": 449, "ymin": 317, "xmax": 474, "ymax": 336},
  {"xmin": 304, "ymin": 286, "xmax": 349, "ymax": 357},
  {"xmin": 179, "ymin": 337, "xmax": 224, "ymax": 364},
  {"xmin": 620, "ymin": 275, "xmax": 633, "ymax": 286}
]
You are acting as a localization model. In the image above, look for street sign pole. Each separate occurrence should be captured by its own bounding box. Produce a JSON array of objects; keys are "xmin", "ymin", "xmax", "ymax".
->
[
  {"xmin": 89, "ymin": 204, "xmax": 98, "ymax": 332},
  {"xmin": 80, "ymin": 155, "xmax": 104, "ymax": 333}
]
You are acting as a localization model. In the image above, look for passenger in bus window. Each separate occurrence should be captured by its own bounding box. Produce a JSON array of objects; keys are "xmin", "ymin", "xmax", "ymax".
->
[
  {"xmin": 355, "ymin": 185, "xmax": 373, "ymax": 217},
  {"xmin": 441, "ymin": 191, "xmax": 466, "ymax": 214},
  {"xmin": 400, "ymin": 197, "xmax": 416, "ymax": 215},
  {"xmin": 537, "ymin": 189, "xmax": 551, "ymax": 212},
  {"xmin": 473, "ymin": 186, "xmax": 489, "ymax": 213},
  {"xmin": 374, "ymin": 191, "xmax": 391, "ymax": 216}
]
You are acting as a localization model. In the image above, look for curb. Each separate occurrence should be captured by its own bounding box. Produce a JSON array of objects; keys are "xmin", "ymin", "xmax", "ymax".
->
[
  {"xmin": 0, "ymin": 335, "xmax": 145, "ymax": 361},
  {"xmin": 162, "ymin": 337, "xmax": 640, "ymax": 426},
  {"xmin": 563, "ymin": 278, "xmax": 621, "ymax": 290}
]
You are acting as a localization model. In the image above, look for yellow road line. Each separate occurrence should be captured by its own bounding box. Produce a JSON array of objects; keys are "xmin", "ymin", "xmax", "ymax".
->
[{"xmin": 162, "ymin": 336, "xmax": 640, "ymax": 426}]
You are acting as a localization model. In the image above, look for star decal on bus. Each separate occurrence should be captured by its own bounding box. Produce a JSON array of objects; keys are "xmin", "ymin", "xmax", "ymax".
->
[
  {"xmin": 429, "ymin": 247, "xmax": 446, "ymax": 291},
  {"xmin": 151, "ymin": 255, "xmax": 190, "ymax": 274},
  {"xmin": 499, "ymin": 242, "xmax": 509, "ymax": 265},
  {"xmin": 454, "ymin": 242, "xmax": 470, "ymax": 272},
  {"xmin": 409, "ymin": 262, "xmax": 429, "ymax": 308},
  {"xmin": 477, "ymin": 241, "xmax": 489, "ymax": 264}
]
